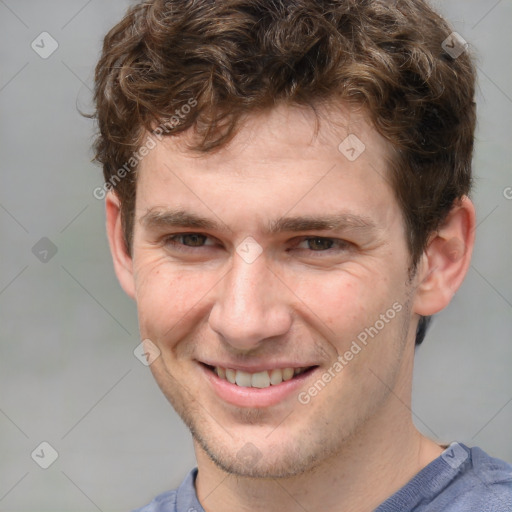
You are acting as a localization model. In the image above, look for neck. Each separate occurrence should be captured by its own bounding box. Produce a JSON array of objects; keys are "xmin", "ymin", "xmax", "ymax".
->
[{"xmin": 195, "ymin": 420, "xmax": 442, "ymax": 511}]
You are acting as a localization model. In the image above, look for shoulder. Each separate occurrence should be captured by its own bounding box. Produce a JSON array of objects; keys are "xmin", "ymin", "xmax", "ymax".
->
[
  {"xmin": 470, "ymin": 445, "xmax": 512, "ymax": 481},
  {"xmin": 131, "ymin": 468, "xmax": 201, "ymax": 512},
  {"xmin": 132, "ymin": 490, "xmax": 177, "ymax": 512},
  {"xmin": 441, "ymin": 444, "xmax": 512, "ymax": 511},
  {"xmin": 376, "ymin": 443, "xmax": 511, "ymax": 512}
]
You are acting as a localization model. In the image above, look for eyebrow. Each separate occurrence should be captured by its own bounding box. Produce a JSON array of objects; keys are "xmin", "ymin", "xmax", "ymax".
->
[
  {"xmin": 141, "ymin": 209, "xmax": 219, "ymax": 231},
  {"xmin": 268, "ymin": 214, "xmax": 376, "ymax": 233},
  {"xmin": 140, "ymin": 208, "xmax": 377, "ymax": 235}
]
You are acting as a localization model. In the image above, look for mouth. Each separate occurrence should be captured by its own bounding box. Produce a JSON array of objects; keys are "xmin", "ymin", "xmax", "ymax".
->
[
  {"xmin": 199, "ymin": 362, "xmax": 319, "ymax": 408},
  {"xmin": 204, "ymin": 364, "xmax": 314, "ymax": 388}
]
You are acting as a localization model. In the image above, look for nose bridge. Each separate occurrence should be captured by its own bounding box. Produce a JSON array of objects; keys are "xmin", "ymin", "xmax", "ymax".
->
[{"xmin": 208, "ymin": 252, "xmax": 291, "ymax": 349}]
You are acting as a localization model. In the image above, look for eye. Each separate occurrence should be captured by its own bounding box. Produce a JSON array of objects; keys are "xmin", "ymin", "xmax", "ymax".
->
[
  {"xmin": 163, "ymin": 233, "xmax": 217, "ymax": 251},
  {"xmin": 294, "ymin": 236, "xmax": 351, "ymax": 252},
  {"xmin": 176, "ymin": 233, "xmax": 207, "ymax": 247},
  {"xmin": 303, "ymin": 237, "xmax": 334, "ymax": 251}
]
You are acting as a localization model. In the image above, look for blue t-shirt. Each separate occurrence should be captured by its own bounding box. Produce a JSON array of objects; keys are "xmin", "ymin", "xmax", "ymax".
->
[{"xmin": 133, "ymin": 442, "xmax": 512, "ymax": 511}]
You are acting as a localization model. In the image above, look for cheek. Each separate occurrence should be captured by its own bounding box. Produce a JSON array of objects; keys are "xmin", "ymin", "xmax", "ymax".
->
[
  {"xmin": 288, "ymin": 267, "xmax": 408, "ymax": 372},
  {"xmin": 289, "ymin": 268, "xmax": 394, "ymax": 330},
  {"xmin": 133, "ymin": 256, "xmax": 219, "ymax": 340}
]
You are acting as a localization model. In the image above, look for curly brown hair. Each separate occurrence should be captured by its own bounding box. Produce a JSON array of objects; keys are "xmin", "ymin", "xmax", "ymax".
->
[{"xmin": 92, "ymin": 0, "xmax": 476, "ymax": 344}]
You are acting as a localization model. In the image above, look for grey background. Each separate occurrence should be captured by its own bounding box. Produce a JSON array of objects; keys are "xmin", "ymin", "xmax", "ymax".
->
[{"xmin": 0, "ymin": 0, "xmax": 511, "ymax": 510}]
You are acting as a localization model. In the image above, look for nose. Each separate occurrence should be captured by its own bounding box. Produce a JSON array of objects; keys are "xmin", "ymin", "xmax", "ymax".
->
[{"xmin": 208, "ymin": 251, "xmax": 292, "ymax": 352}]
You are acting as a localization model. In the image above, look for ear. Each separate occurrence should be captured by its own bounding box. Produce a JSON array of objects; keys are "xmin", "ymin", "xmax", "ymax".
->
[
  {"xmin": 105, "ymin": 192, "xmax": 136, "ymax": 299},
  {"xmin": 413, "ymin": 196, "xmax": 476, "ymax": 316}
]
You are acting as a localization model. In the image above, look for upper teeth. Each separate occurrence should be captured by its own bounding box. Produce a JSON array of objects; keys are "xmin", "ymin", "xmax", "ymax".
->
[{"xmin": 214, "ymin": 366, "xmax": 309, "ymax": 388}]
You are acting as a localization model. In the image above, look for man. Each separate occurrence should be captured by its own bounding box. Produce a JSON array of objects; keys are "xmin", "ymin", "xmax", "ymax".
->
[{"xmin": 92, "ymin": 0, "xmax": 512, "ymax": 510}]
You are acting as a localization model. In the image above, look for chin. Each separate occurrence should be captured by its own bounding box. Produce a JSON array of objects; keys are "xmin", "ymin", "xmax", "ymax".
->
[{"xmin": 192, "ymin": 425, "xmax": 337, "ymax": 479}]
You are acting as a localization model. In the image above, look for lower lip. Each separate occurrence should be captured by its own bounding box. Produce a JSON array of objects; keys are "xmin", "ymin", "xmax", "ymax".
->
[{"xmin": 200, "ymin": 364, "xmax": 317, "ymax": 408}]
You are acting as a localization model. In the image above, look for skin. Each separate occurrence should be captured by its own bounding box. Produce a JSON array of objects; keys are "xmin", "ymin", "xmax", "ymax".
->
[{"xmin": 106, "ymin": 104, "xmax": 476, "ymax": 511}]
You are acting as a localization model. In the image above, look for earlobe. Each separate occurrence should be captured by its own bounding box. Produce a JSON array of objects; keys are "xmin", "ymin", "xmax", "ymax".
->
[
  {"xmin": 413, "ymin": 196, "xmax": 476, "ymax": 316},
  {"xmin": 105, "ymin": 192, "xmax": 136, "ymax": 299}
]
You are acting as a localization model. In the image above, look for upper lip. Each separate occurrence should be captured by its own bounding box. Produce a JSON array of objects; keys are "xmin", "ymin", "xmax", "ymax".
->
[{"xmin": 198, "ymin": 360, "xmax": 318, "ymax": 373}]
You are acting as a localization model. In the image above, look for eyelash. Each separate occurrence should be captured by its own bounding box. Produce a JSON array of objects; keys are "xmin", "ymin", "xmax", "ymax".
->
[
  {"xmin": 163, "ymin": 233, "xmax": 216, "ymax": 251},
  {"xmin": 162, "ymin": 233, "xmax": 351, "ymax": 254}
]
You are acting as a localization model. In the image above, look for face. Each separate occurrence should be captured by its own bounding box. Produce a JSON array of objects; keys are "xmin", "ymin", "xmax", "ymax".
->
[{"xmin": 125, "ymin": 104, "xmax": 420, "ymax": 477}]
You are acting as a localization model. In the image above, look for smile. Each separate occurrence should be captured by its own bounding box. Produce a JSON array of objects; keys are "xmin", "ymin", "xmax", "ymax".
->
[
  {"xmin": 200, "ymin": 363, "xmax": 318, "ymax": 408},
  {"xmin": 209, "ymin": 365, "xmax": 311, "ymax": 389}
]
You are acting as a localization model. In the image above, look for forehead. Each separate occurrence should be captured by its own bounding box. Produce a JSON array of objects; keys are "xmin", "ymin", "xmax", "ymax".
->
[
  {"xmin": 135, "ymin": 103, "xmax": 401, "ymax": 234},
  {"xmin": 157, "ymin": 103, "xmax": 390, "ymax": 169}
]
